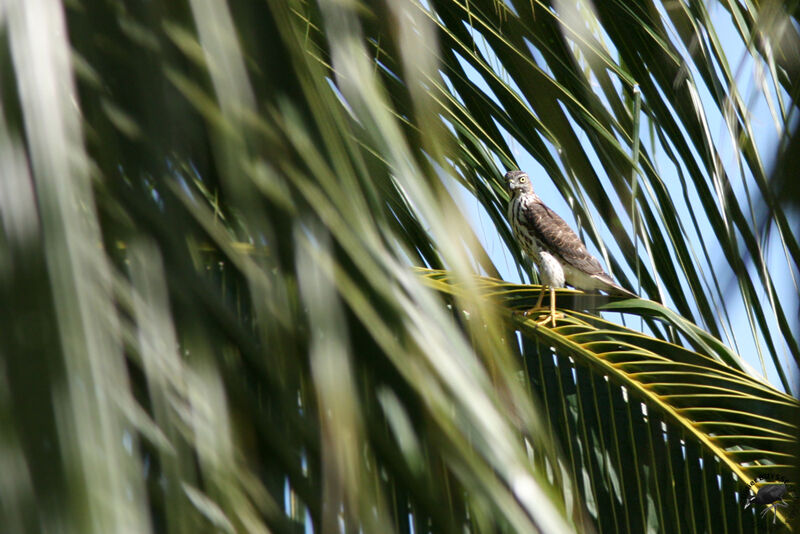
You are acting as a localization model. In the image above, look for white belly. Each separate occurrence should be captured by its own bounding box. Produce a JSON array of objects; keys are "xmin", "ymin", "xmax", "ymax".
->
[{"xmin": 537, "ymin": 250, "xmax": 565, "ymax": 288}]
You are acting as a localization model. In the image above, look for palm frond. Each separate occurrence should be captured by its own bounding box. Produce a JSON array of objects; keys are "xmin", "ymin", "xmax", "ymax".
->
[
  {"xmin": 2, "ymin": 0, "xmax": 799, "ymax": 533},
  {"xmin": 422, "ymin": 268, "xmax": 799, "ymax": 530}
]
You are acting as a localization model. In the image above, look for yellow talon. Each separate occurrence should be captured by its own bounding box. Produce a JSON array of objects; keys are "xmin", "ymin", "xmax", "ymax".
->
[
  {"xmin": 534, "ymin": 311, "xmax": 565, "ymax": 328},
  {"xmin": 524, "ymin": 286, "xmax": 563, "ymax": 327}
]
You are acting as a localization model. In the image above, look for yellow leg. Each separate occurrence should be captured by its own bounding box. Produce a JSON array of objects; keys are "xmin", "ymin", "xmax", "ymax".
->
[
  {"xmin": 523, "ymin": 284, "xmax": 547, "ymax": 316},
  {"xmin": 534, "ymin": 286, "xmax": 564, "ymax": 327}
]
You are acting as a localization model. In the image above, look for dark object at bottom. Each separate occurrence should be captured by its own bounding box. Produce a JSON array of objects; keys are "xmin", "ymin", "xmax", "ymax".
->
[{"xmin": 745, "ymin": 484, "xmax": 790, "ymax": 524}]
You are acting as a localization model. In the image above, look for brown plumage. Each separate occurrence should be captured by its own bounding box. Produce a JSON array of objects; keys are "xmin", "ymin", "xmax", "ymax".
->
[{"xmin": 505, "ymin": 170, "xmax": 636, "ymax": 325}]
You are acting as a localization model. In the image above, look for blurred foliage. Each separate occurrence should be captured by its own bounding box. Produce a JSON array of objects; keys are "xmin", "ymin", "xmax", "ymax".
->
[{"xmin": 0, "ymin": 0, "xmax": 799, "ymax": 533}]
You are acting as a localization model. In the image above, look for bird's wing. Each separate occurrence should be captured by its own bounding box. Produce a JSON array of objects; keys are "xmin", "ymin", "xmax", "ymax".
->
[{"xmin": 523, "ymin": 201, "xmax": 605, "ymax": 275}]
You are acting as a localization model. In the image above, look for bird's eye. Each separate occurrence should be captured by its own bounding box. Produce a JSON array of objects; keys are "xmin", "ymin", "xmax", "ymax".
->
[{"xmin": 519, "ymin": 176, "xmax": 526, "ymax": 182}]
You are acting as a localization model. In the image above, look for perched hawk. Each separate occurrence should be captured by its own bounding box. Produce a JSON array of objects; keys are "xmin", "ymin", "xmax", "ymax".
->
[{"xmin": 506, "ymin": 170, "xmax": 636, "ymax": 326}]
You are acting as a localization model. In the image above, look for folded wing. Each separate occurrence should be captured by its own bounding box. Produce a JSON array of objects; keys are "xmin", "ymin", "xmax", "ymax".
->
[{"xmin": 522, "ymin": 201, "xmax": 605, "ymax": 276}]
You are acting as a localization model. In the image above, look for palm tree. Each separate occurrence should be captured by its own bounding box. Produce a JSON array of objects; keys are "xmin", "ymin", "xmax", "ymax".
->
[{"xmin": 1, "ymin": 0, "xmax": 798, "ymax": 532}]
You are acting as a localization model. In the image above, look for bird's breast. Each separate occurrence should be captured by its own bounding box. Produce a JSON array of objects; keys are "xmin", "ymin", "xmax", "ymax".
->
[{"xmin": 509, "ymin": 195, "xmax": 540, "ymax": 261}]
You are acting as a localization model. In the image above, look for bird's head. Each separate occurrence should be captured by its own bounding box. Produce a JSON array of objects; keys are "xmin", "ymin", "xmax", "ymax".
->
[{"xmin": 505, "ymin": 170, "xmax": 534, "ymax": 197}]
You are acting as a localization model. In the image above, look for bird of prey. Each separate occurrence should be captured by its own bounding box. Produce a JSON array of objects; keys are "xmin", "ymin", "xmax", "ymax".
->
[{"xmin": 505, "ymin": 170, "xmax": 636, "ymax": 326}]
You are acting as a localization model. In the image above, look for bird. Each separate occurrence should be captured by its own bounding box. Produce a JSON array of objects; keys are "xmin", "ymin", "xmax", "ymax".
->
[{"xmin": 505, "ymin": 170, "xmax": 636, "ymax": 327}]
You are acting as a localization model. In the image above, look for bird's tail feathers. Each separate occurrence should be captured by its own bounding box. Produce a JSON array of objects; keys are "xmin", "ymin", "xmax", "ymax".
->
[
  {"xmin": 607, "ymin": 282, "xmax": 637, "ymax": 299},
  {"xmin": 593, "ymin": 272, "xmax": 638, "ymax": 299}
]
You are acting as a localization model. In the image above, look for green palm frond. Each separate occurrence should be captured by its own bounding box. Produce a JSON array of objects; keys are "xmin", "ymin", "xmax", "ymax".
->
[
  {"xmin": 405, "ymin": 0, "xmax": 800, "ymax": 389},
  {"xmin": 422, "ymin": 268, "xmax": 799, "ymax": 530},
  {"xmin": 2, "ymin": 0, "xmax": 799, "ymax": 533}
]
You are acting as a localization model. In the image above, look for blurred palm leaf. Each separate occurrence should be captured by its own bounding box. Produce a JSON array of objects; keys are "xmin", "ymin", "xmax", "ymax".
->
[{"xmin": 1, "ymin": 0, "xmax": 798, "ymax": 533}]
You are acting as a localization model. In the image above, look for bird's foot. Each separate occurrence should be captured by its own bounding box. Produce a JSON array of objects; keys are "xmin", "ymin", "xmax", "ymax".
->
[{"xmin": 533, "ymin": 312, "xmax": 565, "ymax": 328}]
